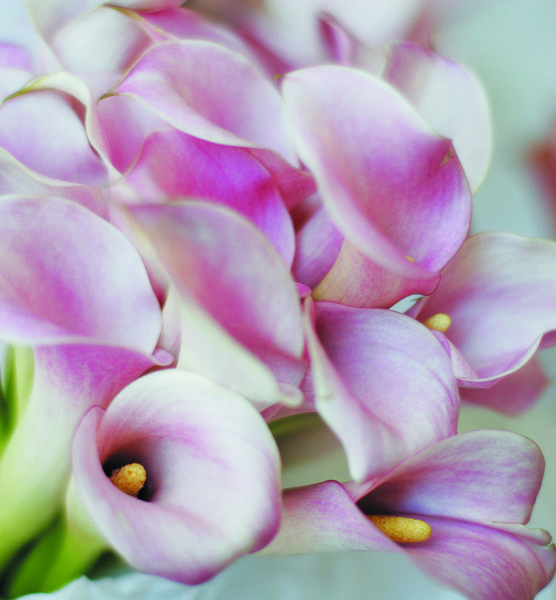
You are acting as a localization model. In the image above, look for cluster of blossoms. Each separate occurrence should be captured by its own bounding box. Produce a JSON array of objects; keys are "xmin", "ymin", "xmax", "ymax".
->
[{"xmin": 1, "ymin": 0, "xmax": 556, "ymax": 598}]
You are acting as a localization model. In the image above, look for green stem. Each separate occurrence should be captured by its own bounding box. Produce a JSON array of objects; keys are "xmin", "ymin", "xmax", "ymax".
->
[
  {"xmin": 4, "ymin": 514, "xmax": 106, "ymax": 597},
  {"xmin": 0, "ymin": 346, "xmax": 34, "ymax": 454}
]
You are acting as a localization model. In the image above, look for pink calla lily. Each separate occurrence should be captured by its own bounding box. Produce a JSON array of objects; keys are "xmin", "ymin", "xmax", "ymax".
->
[
  {"xmin": 124, "ymin": 128, "xmax": 296, "ymax": 265},
  {"xmin": 264, "ymin": 430, "xmax": 556, "ymax": 600},
  {"xmin": 412, "ymin": 232, "xmax": 556, "ymax": 412},
  {"xmin": 383, "ymin": 41, "xmax": 492, "ymax": 193},
  {"xmin": 0, "ymin": 195, "xmax": 167, "ymax": 563},
  {"xmin": 108, "ymin": 40, "xmax": 314, "ymax": 207},
  {"xmin": 70, "ymin": 369, "xmax": 281, "ymax": 583},
  {"xmin": 303, "ymin": 301, "xmax": 459, "ymax": 482},
  {"xmin": 111, "ymin": 40, "xmax": 294, "ymax": 156},
  {"xmin": 282, "ymin": 65, "xmax": 471, "ymax": 308},
  {"xmin": 0, "ymin": 79, "xmax": 106, "ymax": 185},
  {"xmin": 129, "ymin": 201, "xmax": 306, "ymax": 410}
]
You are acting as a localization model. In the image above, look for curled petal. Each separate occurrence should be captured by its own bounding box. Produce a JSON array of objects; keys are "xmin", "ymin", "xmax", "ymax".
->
[
  {"xmin": 260, "ymin": 480, "xmax": 396, "ymax": 556},
  {"xmin": 51, "ymin": 7, "xmax": 150, "ymax": 74},
  {"xmin": 415, "ymin": 232, "xmax": 556, "ymax": 383},
  {"xmin": 0, "ymin": 148, "xmax": 108, "ymax": 218},
  {"xmin": 23, "ymin": 0, "xmax": 184, "ymax": 40},
  {"xmin": 307, "ymin": 302, "xmax": 458, "ymax": 481},
  {"xmin": 384, "ymin": 42, "xmax": 492, "ymax": 193},
  {"xmin": 252, "ymin": 0, "xmax": 425, "ymax": 66},
  {"xmin": 407, "ymin": 517, "xmax": 556, "ymax": 600},
  {"xmin": 112, "ymin": 40, "xmax": 296, "ymax": 162},
  {"xmin": 130, "ymin": 202, "xmax": 305, "ymax": 408},
  {"xmin": 358, "ymin": 430, "xmax": 545, "ymax": 525},
  {"xmin": 125, "ymin": 129, "xmax": 295, "ymax": 265},
  {"xmin": 128, "ymin": 7, "xmax": 253, "ymax": 56},
  {"xmin": 0, "ymin": 195, "xmax": 161, "ymax": 353},
  {"xmin": 460, "ymin": 357, "xmax": 548, "ymax": 416},
  {"xmin": 72, "ymin": 370, "xmax": 281, "ymax": 583},
  {"xmin": 0, "ymin": 343, "xmax": 169, "ymax": 565},
  {"xmin": 292, "ymin": 202, "xmax": 343, "ymax": 289},
  {"xmin": 282, "ymin": 66, "xmax": 470, "ymax": 306},
  {"xmin": 1, "ymin": 83, "xmax": 106, "ymax": 185}
]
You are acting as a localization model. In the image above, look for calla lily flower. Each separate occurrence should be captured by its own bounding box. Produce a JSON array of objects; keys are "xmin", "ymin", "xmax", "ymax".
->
[
  {"xmin": 411, "ymin": 232, "xmax": 556, "ymax": 413},
  {"xmin": 129, "ymin": 201, "xmax": 306, "ymax": 410},
  {"xmin": 236, "ymin": 0, "xmax": 428, "ymax": 68},
  {"xmin": 67, "ymin": 369, "xmax": 282, "ymax": 585},
  {"xmin": 22, "ymin": 0, "xmax": 185, "ymax": 43},
  {"xmin": 0, "ymin": 147, "xmax": 108, "ymax": 218},
  {"xmin": 383, "ymin": 41, "xmax": 492, "ymax": 193},
  {"xmin": 263, "ymin": 430, "xmax": 556, "ymax": 600},
  {"xmin": 119, "ymin": 6, "xmax": 254, "ymax": 56},
  {"xmin": 107, "ymin": 40, "xmax": 315, "ymax": 207},
  {"xmin": 282, "ymin": 65, "xmax": 471, "ymax": 308},
  {"xmin": 302, "ymin": 301, "xmax": 459, "ymax": 482},
  {"xmin": 124, "ymin": 128, "xmax": 296, "ymax": 265},
  {"xmin": 0, "ymin": 195, "xmax": 168, "ymax": 563},
  {"xmin": 0, "ymin": 73, "xmax": 107, "ymax": 186}
]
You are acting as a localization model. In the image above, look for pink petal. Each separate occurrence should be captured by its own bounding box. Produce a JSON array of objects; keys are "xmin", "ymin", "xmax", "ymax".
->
[
  {"xmin": 0, "ymin": 195, "xmax": 161, "ymax": 352},
  {"xmin": 72, "ymin": 369, "xmax": 281, "ymax": 583},
  {"xmin": 0, "ymin": 343, "xmax": 168, "ymax": 564},
  {"xmin": 261, "ymin": 481, "xmax": 396, "ymax": 556},
  {"xmin": 0, "ymin": 83, "xmax": 106, "ymax": 185},
  {"xmin": 130, "ymin": 202, "xmax": 305, "ymax": 408},
  {"xmin": 0, "ymin": 148, "xmax": 108, "ymax": 218},
  {"xmin": 415, "ymin": 232, "xmax": 556, "ymax": 382},
  {"xmin": 384, "ymin": 42, "xmax": 492, "ymax": 193},
  {"xmin": 307, "ymin": 302, "xmax": 458, "ymax": 482},
  {"xmin": 460, "ymin": 357, "xmax": 548, "ymax": 415},
  {"xmin": 282, "ymin": 65, "xmax": 471, "ymax": 306},
  {"xmin": 113, "ymin": 40, "xmax": 296, "ymax": 162},
  {"xmin": 359, "ymin": 430, "xmax": 545, "ymax": 525},
  {"xmin": 125, "ymin": 128, "xmax": 295, "ymax": 265},
  {"xmin": 407, "ymin": 516, "xmax": 556, "ymax": 600}
]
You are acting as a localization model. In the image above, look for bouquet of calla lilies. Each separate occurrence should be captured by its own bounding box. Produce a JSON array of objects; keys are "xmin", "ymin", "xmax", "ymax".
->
[{"xmin": 1, "ymin": 1, "xmax": 556, "ymax": 599}]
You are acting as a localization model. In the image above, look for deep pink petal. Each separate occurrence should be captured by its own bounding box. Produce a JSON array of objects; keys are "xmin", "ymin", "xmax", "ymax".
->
[
  {"xmin": 292, "ymin": 201, "xmax": 343, "ymax": 289},
  {"xmin": 72, "ymin": 370, "xmax": 281, "ymax": 583},
  {"xmin": 125, "ymin": 128, "xmax": 295, "ymax": 265}
]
